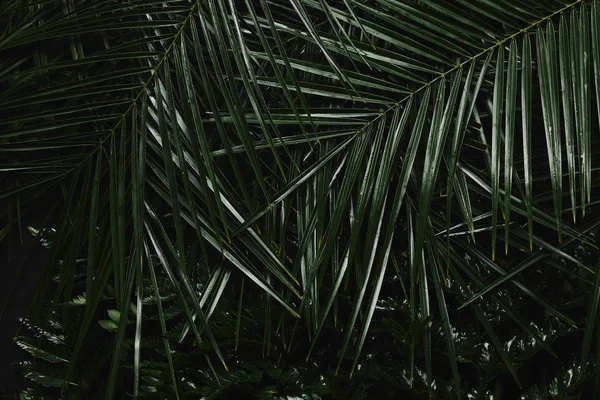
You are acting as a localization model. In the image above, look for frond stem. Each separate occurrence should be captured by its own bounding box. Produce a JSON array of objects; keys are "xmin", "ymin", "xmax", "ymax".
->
[
  {"xmin": 68, "ymin": 0, "xmax": 204, "ymax": 171},
  {"xmin": 353, "ymin": 0, "xmax": 585, "ymax": 134}
]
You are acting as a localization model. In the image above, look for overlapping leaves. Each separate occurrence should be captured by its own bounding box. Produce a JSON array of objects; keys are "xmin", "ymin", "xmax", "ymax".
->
[{"xmin": 2, "ymin": 0, "xmax": 600, "ymax": 398}]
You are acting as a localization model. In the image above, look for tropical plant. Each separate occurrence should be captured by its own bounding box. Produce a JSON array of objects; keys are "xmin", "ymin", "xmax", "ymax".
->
[
  {"xmin": 11, "ymin": 231, "xmax": 598, "ymax": 399},
  {"xmin": 2, "ymin": 0, "xmax": 600, "ymax": 398}
]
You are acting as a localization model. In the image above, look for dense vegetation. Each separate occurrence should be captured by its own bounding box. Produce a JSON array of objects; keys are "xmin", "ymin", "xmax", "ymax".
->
[{"xmin": 2, "ymin": 0, "xmax": 600, "ymax": 398}]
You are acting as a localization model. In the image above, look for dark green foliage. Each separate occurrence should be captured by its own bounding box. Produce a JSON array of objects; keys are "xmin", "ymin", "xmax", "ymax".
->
[
  {"xmin": 12, "ymin": 228, "xmax": 600, "ymax": 399},
  {"xmin": 3, "ymin": 0, "xmax": 600, "ymax": 399}
]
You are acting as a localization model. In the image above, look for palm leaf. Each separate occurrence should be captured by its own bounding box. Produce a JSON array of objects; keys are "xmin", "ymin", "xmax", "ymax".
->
[{"xmin": 2, "ymin": 1, "xmax": 600, "ymax": 398}]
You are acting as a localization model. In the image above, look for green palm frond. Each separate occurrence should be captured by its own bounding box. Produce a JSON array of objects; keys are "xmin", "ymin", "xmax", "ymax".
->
[{"xmin": 3, "ymin": 0, "xmax": 600, "ymax": 398}]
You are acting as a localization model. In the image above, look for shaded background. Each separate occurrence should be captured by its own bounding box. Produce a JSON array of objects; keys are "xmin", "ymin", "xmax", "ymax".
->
[{"xmin": 0, "ymin": 191, "xmax": 48, "ymax": 397}]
